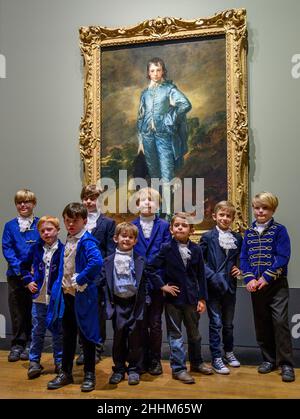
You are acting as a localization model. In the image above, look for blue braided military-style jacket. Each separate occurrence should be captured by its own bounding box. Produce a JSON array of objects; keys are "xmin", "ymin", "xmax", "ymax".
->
[{"xmin": 240, "ymin": 218, "xmax": 291, "ymax": 284}]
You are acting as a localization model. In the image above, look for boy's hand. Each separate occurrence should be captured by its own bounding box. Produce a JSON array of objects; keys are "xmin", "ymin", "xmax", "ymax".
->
[
  {"xmin": 161, "ymin": 284, "xmax": 180, "ymax": 296},
  {"xmin": 257, "ymin": 276, "xmax": 268, "ymax": 290},
  {"xmin": 246, "ymin": 279, "xmax": 258, "ymax": 293},
  {"xmin": 27, "ymin": 281, "xmax": 38, "ymax": 293},
  {"xmin": 231, "ymin": 266, "xmax": 241, "ymax": 278},
  {"xmin": 197, "ymin": 299, "xmax": 206, "ymax": 313}
]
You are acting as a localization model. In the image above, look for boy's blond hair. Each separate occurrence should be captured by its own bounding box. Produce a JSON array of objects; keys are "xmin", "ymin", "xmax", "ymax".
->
[
  {"xmin": 213, "ymin": 201, "xmax": 236, "ymax": 217},
  {"xmin": 137, "ymin": 187, "xmax": 161, "ymax": 205},
  {"xmin": 114, "ymin": 222, "xmax": 139, "ymax": 239},
  {"xmin": 37, "ymin": 216, "xmax": 60, "ymax": 232},
  {"xmin": 252, "ymin": 192, "xmax": 278, "ymax": 212},
  {"xmin": 171, "ymin": 212, "xmax": 194, "ymax": 229},
  {"xmin": 14, "ymin": 189, "xmax": 37, "ymax": 205}
]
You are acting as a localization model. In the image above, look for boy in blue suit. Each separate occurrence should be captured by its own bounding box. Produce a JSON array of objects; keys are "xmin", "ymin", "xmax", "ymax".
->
[
  {"xmin": 76, "ymin": 184, "xmax": 115, "ymax": 365},
  {"xmin": 132, "ymin": 187, "xmax": 171, "ymax": 375},
  {"xmin": 21, "ymin": 216, "xmax": 64, "ymax": 379},
  {"xmin": 47, "ymin": 203, "xmax": 103, "ymax": 392},
  {"xmin": 2, "ymin": 189, "xmax": 39, "ymax": 362},
  {"xmin": 147, "ymin": 212, "xmax": 208, "ymax": 384},
  {"xmin": 200, "ymin": 201, "xmax": 242, "ymax": 374},
  {"xmin": 100, "ymin": 222, "xmax": 152, "ymax": 386},
  {"xmin": 240, "ymin": 192, "xmax": 295, "ymax": 382}
]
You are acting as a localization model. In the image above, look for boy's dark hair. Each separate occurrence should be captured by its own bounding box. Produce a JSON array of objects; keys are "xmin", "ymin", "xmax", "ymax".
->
[
  {"xmin": 80, "ymin": 184, "xmax": 101, "ymax": 201},
  {"xmin": 62, "ymin": 203, "xmax": 88, "ymax": 219},
  {"xmin": 171, "ymin": 212, "xmax": 194, "ymax": 229},
  {"xmin": 146, "ymin": 57, "xmax": 167, "ymax": 80}
]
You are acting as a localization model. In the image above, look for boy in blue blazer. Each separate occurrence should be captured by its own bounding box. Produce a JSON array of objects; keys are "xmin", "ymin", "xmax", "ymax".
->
[
  {"xmin": 200, "ymin": 201, "xmax": 242, "ymax": 375},
  {"xmin": 100, "ymin": 222, "xmax": 153, "ymax": 386},
  {"xmin": 47, "ymin": 203, "xmax": 103, "ymax": 392},
  {"xmin": 132, "ymin": 187, "xmax": 171, "ymax": 375},
  {"xmin": 76, "ymin": 184, "xmax": 116, "ymax": 365},
  {"xmin": 21, "ymin": 216, "xmax": 64, "ymax": 379},
  {"xmin": 147, "ymin": 212, "xmax": 208, "ymax": 384},
  {"xmin": 2, "ymin": 189, "xmax": 39, "ymax": 362},
  {"xmin": 241, "ymin": 192, "xmax": 295, "ymax": 382}
]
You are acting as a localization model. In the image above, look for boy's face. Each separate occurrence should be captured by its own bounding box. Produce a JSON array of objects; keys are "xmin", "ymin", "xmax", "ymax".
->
[
  {"xmin": 170, "ymin": 217, "xmax": 193, "ymax": 243},
  {"xmin": 114, "ymin": 230, "xmax": 137, "ymax": 252},
  {"xmin": 138, "ymin": 194, "xmax": 158, "ymax": 217},
  {"xmin": 213, "ymin": 208, "xmax": 234, "ymax": 231},
  {"xmin": 82, "ymin": 194, "xmax": 98, "ymax": 213},
  {"xmin": 253, "ymin": 203, "xmax": 274, "ymax": 224},
  {"xmin": 148, "ymin": 63, "xmax": 163, "ymax": 83},
  {"xmin": 39, "ymin": 222, "xmax": 59, "ymax": 246},
  {"xmin": 64, "ymin": 215, "xmax": 87, "ymax": 236},
  {"xmin": 16, "ymin": 200, "xmax": 35, "ymax": 218}
]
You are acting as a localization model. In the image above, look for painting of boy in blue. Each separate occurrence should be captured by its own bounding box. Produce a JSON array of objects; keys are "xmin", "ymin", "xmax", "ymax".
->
[{"xmin": 137, "ymin": 57, "xmax": 192, "ymax": 183}]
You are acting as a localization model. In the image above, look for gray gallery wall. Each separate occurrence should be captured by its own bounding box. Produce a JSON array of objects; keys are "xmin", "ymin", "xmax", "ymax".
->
[{"xmin": 0, "ymin": 0, "xmax": 299, "ymax": 285}]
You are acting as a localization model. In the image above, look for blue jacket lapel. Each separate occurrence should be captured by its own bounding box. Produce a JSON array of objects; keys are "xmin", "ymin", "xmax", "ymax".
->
[
  {"xmin": 134, "ymin": 253, "xmax": 144, "ymax": 289},
  {"xmin": 171, "ymin": 238, "xmax": 186, "ymax": 271}
]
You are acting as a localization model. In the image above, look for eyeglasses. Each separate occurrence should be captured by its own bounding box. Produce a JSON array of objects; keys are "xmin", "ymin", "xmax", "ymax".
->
[{"xmin": 16, "ymin": 200, "xmax": 34, "ymax": 205}]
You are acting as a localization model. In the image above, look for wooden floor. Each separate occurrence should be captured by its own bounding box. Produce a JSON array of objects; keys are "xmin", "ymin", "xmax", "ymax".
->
[{"xmin": 0, "ymin": 351, "xmax": 299, "ymax": 399}]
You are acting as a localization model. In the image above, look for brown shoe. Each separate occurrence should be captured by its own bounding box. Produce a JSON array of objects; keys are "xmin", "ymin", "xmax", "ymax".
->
[
  {"xmin": 172, "ymin": 370, "xmax": 195, "ymax": 384},
  {"xmin": 190, "ymin": 362, "xmax": 213, "ymax": 375}
]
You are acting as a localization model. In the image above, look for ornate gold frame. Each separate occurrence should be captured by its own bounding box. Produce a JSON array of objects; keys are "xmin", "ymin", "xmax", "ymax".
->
[{"xmin": 79, "ymin": 8, "xmax": 249, "ymax": 231}]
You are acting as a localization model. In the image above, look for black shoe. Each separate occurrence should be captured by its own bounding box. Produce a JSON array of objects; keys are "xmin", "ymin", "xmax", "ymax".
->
[
  {"xmin": 47, "ymin": 372, "xmax": 73, "ymax": 390},
  {"xmin": 109, "ymin": 372, "xmax": 125, "ymax": 384},
  {"xmin": 257, "ymin": 361, "xmax": 275, "ymax": 374},
  {"xmin": 28, "ymin": 361, "xmax": 43, "ymax": 379},
  {"xmin": 8, "ymin": 346, "xmax": 23, "ymax": 362},
  {"xmin": 190, "ymin": 363, "xmax": 213, "ymax": 375},
  {"xmin": 128, "ymin": 372, "xmax": 140, "ymax": 385},
  {"xmin": 95, "ymin": 353, "xmax": 101, "ymax": 364},
  {"xmin": 81, "ymin": 372, "xmax": 96, "ymax": 392},
  {"xmin": 172, "ymin": 370, "xmax": 195, "ymax": 384},
  {"xmin": 20, "ymin": 345, "xmax": 30, "ymax": 361},
  {"xmin": 281, "ymin": 365, "xmax": 295, "ymax": 382},
  {"xmin": 148, "ymin": 360, "xmax": 163, "ymax": 376},
  {"xmin": 76, "ymin": 352, "xmax": 84, "ymax": 366},
  {"xmin": 54, "ymin": 363, "xmax": 62, "ymax": 374}
]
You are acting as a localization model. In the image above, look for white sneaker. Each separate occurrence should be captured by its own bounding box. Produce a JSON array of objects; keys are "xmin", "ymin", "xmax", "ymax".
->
[
  {"xmin": 224, "ymin": 352, "xmax": 241, "ymax": 367},
  {"xmin": 212, "ymin": 357, "xmax": 230, "ymax": 374}
]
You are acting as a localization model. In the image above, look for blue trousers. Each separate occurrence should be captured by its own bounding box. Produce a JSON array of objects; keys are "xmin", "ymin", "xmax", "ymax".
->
[
  {"xmin": 165, "ymin": 303, "xmax": 203, "ymax": 373},
  {"xmin": 142, "ymin": 132, "xmax": 175, "ymax": 182},
  {"xmin": 29, "ymin": 302, "xmax": 63, "ymax": 365}
]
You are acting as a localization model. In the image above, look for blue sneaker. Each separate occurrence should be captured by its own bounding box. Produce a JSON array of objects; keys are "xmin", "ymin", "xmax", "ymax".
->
[
  {"xmin": 212, "ymin": 358, "xmax": 230, "ymax": 375},
  {"xmin": 224, "ymin": 352, "xmax": 240, "ymax": 367}
]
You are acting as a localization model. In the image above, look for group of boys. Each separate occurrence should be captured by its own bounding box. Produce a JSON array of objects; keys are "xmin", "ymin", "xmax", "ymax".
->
[{"xmin": 1, "ymin": 187, "xmax": 295, "ymax": 393}]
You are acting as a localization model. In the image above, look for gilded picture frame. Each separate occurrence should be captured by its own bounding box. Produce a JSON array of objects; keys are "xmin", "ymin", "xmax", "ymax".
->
[{"xmin": 79, "ymin": 8, "xmax": 249, "ymax": 232}]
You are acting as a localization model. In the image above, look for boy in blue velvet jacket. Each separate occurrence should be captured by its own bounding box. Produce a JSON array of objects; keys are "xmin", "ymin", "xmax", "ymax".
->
[
  {"xmin": 47, "ymin": 203, "xmax": 103, "ymax": 392},
  {"xmin": 240, "ymin": 192, "xmax": 295, "ymax": 382},
  {"xmin": 2, "ymin": 189, "xmax": 39, "ymax": 362},
  {"xmin": 21, "ymin": 216, "xmax": 64, "ymax": 379},
  {"xmin": 132, "ymin": 187, "xmax": 171, "ymax": 375},
  {"xmin": 147, "ymin": 212, "xmax": 208, "ymax": 384},
  {"xmin": 76, "ymin": 184, "xmax": 116, "ymax": 365},
  {"xmin": 100, "ymin": 222, "xmax": 151, "ymax": 386},
  {"xmin": 200, "ymin": 201, "xmax": 242, "ymax": 375}
]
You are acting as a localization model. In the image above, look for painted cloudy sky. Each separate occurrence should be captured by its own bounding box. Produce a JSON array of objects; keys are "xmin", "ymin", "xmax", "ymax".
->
[{"xmin": 101, "ymin": 36, "xmax": 226, "ymax": 154}]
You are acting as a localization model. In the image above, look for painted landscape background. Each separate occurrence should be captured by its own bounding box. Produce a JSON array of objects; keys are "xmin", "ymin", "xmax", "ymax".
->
[{"xmin": 101, "ymin": 36, "xmax": 227, "ymax": 229}]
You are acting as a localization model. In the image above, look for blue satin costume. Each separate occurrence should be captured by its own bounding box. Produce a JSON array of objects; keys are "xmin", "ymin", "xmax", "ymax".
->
[{"xmin": 137, "ymin": 80, "xmax": 192, "ymax": 182}]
